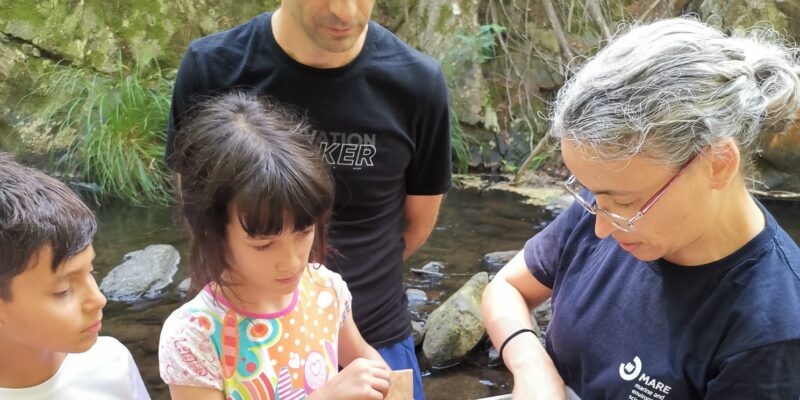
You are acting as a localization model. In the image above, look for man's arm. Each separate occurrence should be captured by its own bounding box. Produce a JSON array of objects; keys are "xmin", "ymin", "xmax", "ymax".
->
[
  {"xmin": 402, "ymin": 65, "xmax": 450, "ymax": 262},
  {"xmin": 402, "ymin": 194, "xmax": 443, "ymax": 260}
]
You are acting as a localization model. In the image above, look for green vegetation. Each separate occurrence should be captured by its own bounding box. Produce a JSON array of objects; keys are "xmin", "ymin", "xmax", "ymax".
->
[
  {"xmin": 452, "ymin": 24, "xmax": 506, "ymax": 65},
  {"xmin": 442, "ymin": 23, "xmax": 506, "ymax": 173},
  {"xmin": 27, "ymin": 64, "xmax": 173, "ymax": 206}
]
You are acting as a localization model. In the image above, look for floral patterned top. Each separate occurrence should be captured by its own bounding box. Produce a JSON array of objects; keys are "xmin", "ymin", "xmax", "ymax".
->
[{"xmin": 159, "ymin": 264, "xmax": 351, "ymax": 400}]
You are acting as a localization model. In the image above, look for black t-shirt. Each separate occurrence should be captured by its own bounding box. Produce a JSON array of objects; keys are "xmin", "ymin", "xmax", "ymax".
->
[
  {"xmin": 524, "ymin": 194, "xmax": 800, "ymax": 399},
  {"xmin": 166, "ymin": 13, "xmax": 452, "ymax": 347}
]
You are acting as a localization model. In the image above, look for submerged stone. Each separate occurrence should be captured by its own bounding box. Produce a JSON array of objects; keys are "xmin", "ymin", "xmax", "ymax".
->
[
  {"xmin": 100, "ymin": 244, "xmax": 179, "ymax": 302},
  {"xmin": 422, "ymin": 272, "xmax": 489, "ymax": 368}
]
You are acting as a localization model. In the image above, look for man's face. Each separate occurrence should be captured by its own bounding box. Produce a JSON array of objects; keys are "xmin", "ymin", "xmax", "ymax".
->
[
  {"xmin": 0, "ymin": 245, "xmax": 106, "ymax": 354},
  {"xmin": 282, "ymin": 0, "xmax": 374, "ymax": 53}
]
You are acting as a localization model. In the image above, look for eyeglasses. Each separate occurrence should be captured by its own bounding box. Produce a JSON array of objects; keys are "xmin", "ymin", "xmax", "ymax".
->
[{"xmin": 563, "ymin": 154, "xmax": 699, "ymax": 232}]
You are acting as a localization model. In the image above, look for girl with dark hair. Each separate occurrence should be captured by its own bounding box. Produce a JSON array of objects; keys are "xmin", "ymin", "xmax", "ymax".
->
[{"xmin": 159, "ymin": 91, "xmax": 391, "ymax": 400}]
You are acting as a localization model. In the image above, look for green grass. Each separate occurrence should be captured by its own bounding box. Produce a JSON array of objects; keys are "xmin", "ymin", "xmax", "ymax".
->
[
  {"xmin": 30, "ymin": 64, "xmax": 173, "ymax": 206},
  {"xmin": 449, "ymin": 108, "xmax": 472, "ymax": 173}
]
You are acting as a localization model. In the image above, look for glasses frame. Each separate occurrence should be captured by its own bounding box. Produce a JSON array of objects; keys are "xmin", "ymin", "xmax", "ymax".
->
[{"xmin": 563, "ymin": 154, "xmax": 700, "ymax": 232}]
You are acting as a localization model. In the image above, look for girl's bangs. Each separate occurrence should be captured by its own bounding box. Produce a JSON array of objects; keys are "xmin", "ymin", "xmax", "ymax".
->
[{"xmin": 232, "ymin": 185, "xmax": 323, "ymax": 238}]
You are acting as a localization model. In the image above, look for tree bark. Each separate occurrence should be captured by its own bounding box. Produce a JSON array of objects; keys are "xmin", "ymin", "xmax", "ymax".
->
[
  {"xmin": 541, "ymin": 0, "xmax": 575, "ymax": 62},
  {"xmin": 584, "ymin": 0, "xmax": 613, "ymax": 40}
]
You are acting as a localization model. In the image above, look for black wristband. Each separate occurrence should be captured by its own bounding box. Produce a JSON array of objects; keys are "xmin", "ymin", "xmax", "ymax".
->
[{"xmin": 499, "ymin": 328, "xmax": 537, "ymax": 360}]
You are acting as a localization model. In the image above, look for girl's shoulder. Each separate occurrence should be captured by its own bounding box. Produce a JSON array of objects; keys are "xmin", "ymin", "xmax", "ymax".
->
[
  {"xmin": 300, "ymin": 263, "xmax": 352, "ymax": 309},
  {"xmin": 158, "ymin": 291, "xmax": 224, "ymax": 391},
  {"xmin": 160, "ymin": 287, "xmax": 225, "ymax": 338},
  {"xmin": 302, "ymin": 263, "xmax": 347, "ymax": 289}
]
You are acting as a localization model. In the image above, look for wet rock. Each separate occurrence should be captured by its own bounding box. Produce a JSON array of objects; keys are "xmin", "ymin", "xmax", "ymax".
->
[
  {"xmin": 406, "ymin": 288, "xmax": 428, "ymax": 308},
  {"xmin": 412, "ymin": 320, "xmax": 426, "ymax": 348},
  {"xmin": 177, "ymin": 278, "xmax": 191, "ymax": 294},
  {"xmin": 545, "ymin": 194, "xmax": 575, "ymax": 212},
  {"xmin": 422, "ymin": 272, "xmax": 489, "ymax": 368},
  {"xmin": 531, "ymin": 321, "xmax": 546, "ymax": 347},
  {"xmin": 100, "ymin": 244, "xmax": 180, "ymax": 302},
  {"xmin": 487, "ymin": 345, "xmax": 501, "ymax": 366},
  {"xmin": 413, "ymin": 303, "xmax": 439, "ymax": 318},
  {"xmin": 396, "ymin": 0, "xmax": 494, "ymax": 130},
  {"xmin": 422, "ymin": 262, "xmax": 445, "ymax": 274},
  {"xmin": 533, "ymin": 298, "xmax": 552, "ymax": 328},
  {"xmin": 482, "ymin": 250, "xmax": 518, "ymax": 272},
  {"xmin": 411, "ymin": 261, "xmax": 446, "ymax": 279}
]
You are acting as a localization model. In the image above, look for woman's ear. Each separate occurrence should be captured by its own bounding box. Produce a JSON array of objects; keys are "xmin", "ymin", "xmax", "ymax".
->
[{"xmin": 706, "ymin": 138, "xmax": 741, "ymax": 190}]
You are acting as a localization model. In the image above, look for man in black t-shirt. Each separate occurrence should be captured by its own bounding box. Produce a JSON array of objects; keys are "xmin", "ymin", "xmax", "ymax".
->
[{"xmin": 165, "ymin": 2, "xmax": 452, "ymax": 399}]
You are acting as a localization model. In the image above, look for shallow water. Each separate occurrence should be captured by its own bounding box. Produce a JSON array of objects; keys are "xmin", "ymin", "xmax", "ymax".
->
[{"xmin": 92, "ymin": 190, "xmax": 800, "ymax": 400}]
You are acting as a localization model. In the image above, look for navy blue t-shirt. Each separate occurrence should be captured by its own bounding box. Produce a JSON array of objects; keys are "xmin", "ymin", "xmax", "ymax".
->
[
  {"xmin": 524, "ymin": 196, "xmax": 800, "ymax": 399},
  {"xmin": 165, "ymin": 14, "xmax": 452, "ymax": 347}
]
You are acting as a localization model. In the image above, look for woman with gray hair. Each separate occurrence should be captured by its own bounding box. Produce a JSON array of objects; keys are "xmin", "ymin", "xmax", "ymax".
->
[{"xmin": 482, "ymin": 17, "xmax": 800, "ymax": 400}]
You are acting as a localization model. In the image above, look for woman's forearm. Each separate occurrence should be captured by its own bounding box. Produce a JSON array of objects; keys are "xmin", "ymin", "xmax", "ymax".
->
[{"xmin": 482, "ymin": 274, "xmax": 565, "ymax": 397}]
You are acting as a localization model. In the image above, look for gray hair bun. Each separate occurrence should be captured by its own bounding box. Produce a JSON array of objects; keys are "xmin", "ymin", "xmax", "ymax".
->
[{"xmin": 550, "ymin": 17, "xmax": 800, "ymax": 166}]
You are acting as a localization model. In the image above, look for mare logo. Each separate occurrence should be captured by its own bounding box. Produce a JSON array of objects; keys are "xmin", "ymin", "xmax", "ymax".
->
[
  {"xmin": 619, "ymin": 356, "xmax": 642, "ymax": 381},
  {"xmin": 618, "ymin": 355, "xmax": 673, "ymax": 398}
]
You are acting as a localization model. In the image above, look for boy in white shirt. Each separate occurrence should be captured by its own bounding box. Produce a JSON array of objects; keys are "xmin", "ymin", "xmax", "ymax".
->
[{"xmin": 0, "ymin": 153, "xmax": 150, "ymax": 399}]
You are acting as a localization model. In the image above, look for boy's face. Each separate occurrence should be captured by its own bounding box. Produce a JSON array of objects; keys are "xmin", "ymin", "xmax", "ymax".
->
[{"xmin": 0, "ymin": 244, "xmax": 106, "ymax": 354}]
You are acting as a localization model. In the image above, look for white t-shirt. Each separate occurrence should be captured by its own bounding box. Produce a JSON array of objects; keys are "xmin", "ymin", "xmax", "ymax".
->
[{"xmin": 0, "ymin": 336, "xmax": 150, "ymax": 400}]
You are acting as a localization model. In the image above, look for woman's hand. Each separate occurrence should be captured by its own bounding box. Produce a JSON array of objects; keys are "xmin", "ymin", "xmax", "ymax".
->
[
  {"xmin": 309, "ymin": 358, "xmax": 391, "ymax": 400},
  {"xmin": 510, "ymin": 365, "xmax": 567, "ymax": 400}
]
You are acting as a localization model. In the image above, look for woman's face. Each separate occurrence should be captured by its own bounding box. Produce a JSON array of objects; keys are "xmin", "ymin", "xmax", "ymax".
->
[{"xmin": 560, "ymin": 140, "xmax": 717, "ymax": 262}]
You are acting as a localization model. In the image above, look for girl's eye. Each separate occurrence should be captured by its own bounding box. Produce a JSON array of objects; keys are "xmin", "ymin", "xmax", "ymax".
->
[
  {"xmin": 254, "ymin": 243, "xmax": 272, "ymax": 251},
  {"xmin": 54, "ymin": 288, "xmax": 71, "ymax": 298}
]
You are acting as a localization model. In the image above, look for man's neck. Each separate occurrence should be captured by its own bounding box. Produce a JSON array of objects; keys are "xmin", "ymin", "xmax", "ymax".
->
[
  {"xmin": 0, "ymin": 341, "xmax": 66, "ymax": 389},
  {"xmin": 271, "ymin": 8, "xmax": 368, "ymax": 69}
]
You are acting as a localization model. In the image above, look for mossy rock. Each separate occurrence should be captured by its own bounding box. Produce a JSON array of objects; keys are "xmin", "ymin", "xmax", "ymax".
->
[
  {"xmin": 0, "ymin": 35, "xmax": 59, "ymax": 159},
  {"xmin": 0, "ymin": 0, "xmax": 279, "ymax": 73},
  {"xmin": 422, "ymin": 272, "xmax": 488, "ymax": 368},
  {"xmin": 699, "ymin": 0, "xmax": 789, "ymax": 34}
]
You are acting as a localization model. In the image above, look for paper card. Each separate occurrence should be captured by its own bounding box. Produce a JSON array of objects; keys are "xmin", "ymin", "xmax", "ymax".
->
[{"xmin": 385, "ymin": 369, "xmax": 413, "ymax": 400}]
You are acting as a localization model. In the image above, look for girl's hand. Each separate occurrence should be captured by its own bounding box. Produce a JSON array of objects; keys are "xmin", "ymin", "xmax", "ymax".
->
[{"xmin": 309, "ymin": 358, "xmax": 391, "ymax": 400}]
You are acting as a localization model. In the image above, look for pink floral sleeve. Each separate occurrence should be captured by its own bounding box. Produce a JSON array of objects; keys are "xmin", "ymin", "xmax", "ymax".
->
[
  {"xmin": 158, "ymin": 308, "xmax": 224, "ymax": 390},
  {"xmin": 327, "ymin": 267, "xmax": 353, "ymax": 327}
]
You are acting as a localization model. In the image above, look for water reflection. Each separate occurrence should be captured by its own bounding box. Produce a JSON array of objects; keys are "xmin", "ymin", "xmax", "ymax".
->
[{"xmin": 92, "ymin": 191, "xmax": 800, "ymax": 400}]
